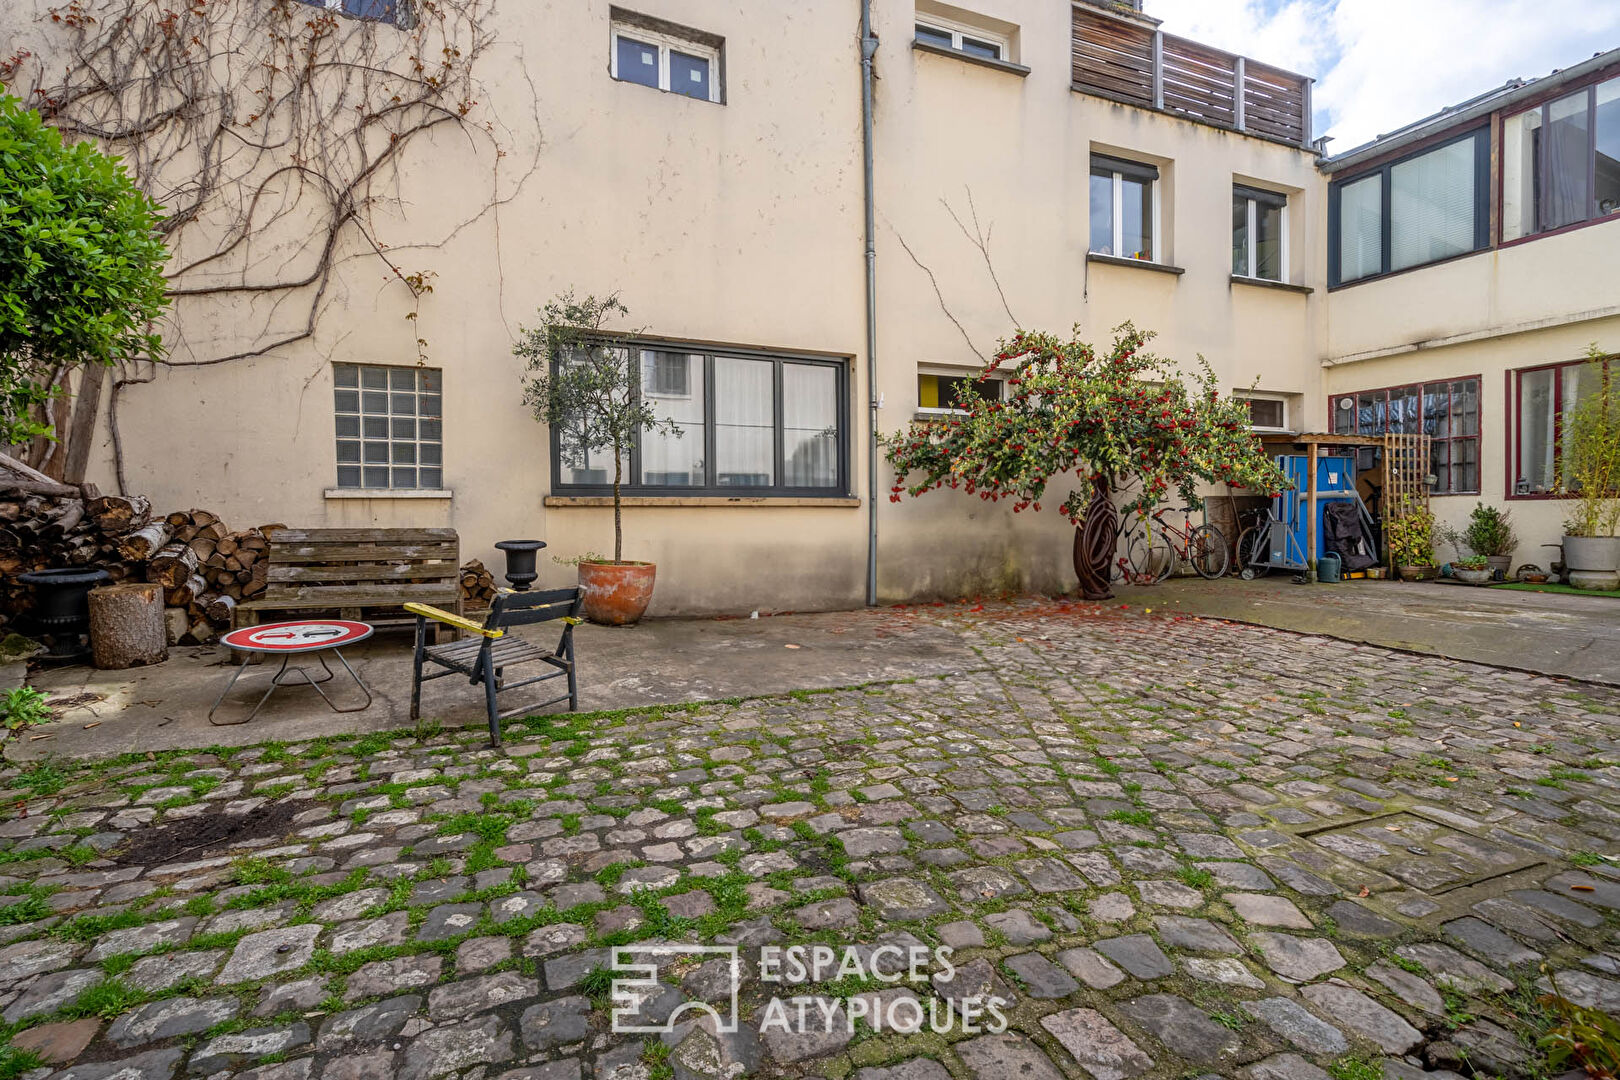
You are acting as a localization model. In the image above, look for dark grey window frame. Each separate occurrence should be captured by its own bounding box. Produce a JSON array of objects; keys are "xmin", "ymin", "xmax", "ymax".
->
[
  {"xmin": 1328, "ymin": 126, "xmax": 1490, "ymax": 288},
  {"xmin": 549, "ymin": 340, "xmax": 851, "ymax": 499}
]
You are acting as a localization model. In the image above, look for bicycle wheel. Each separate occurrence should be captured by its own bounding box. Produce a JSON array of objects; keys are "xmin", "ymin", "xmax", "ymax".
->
[
  {"xmin": 1128, "ymin": 533, "xmax": 1174, "ymax": 584},
  {"xmin": 1189, "ymin": 523, "xmax": 1230, "ymax": 579}
]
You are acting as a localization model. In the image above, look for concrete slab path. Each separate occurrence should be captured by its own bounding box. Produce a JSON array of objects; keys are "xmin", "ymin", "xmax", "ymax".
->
[{"xmin": 1115, "ymin": 577, "xmax": 1620, "ymax": 686}]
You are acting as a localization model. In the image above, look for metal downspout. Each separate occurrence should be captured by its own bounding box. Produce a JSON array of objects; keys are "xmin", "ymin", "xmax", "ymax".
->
[{"xmin": 861, "ymin": 0, "xmax": 879, "ymax": 607}]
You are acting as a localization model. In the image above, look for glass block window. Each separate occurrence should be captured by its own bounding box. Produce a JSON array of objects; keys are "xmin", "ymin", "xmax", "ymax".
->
[{"xmin": 333, "ymin": 364, "xmax": 443, "ymax": 490}]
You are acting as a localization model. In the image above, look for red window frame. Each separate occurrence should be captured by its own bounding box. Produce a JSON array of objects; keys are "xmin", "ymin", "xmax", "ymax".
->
[
  {"xmin": 1327, "ymin": 377, "xmax": 1481, "ymax": 495},
  {"xmin": 1506, "ymin": 354, "xmax": 1615, "ymax": 500}
]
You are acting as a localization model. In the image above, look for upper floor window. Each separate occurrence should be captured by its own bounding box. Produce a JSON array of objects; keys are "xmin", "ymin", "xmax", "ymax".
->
[
  {"xmin": 334, "ymin": 364, "xmax": 443, "ymax": 490},
  {"xmin": 1503, "ymin": 75, "xmax": 1620, "ymax": 241},
  {"xmin": 610, "ymin": 13, "xmax": 722, "ymax": 103},
  {"xmin": 1233, "ymin": 185, "xmax": 1287, "ymax": 282},
  {"xmin": 552, "ymin": 343, "xmax": 846, "ymax": 496},
  {"xmin": 1329, "ymin": 128, "xmax": 1489, "ymax": 285},
  {"xmin": 295, "ymin": 0, "xmax": 411, "ymax": 26},
  {"xmin": 1090, "ymin": 154, "xmax": 1158, "ymax": 262},
  {"xmin": 914, "ymin": 18, "xmax": 1007, "ymax": 61},
  {"xmin": 1330, "ymin": 379, "xmax": 1480, "ymax": 493},
  {"xmin": 1512, "ymin": 353, "xmax": 1614, "ymax": 495}
]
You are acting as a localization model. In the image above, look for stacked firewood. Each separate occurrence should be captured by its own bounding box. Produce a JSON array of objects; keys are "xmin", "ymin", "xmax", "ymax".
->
[
  {"xmin": 460, "ymin": 559, "xmax": 497, "ymax": 609},
  {"xmin": 141, "ymin": 510, "xmax": 273, "ymax": 644},
  {"xmin": 1, "ymin": 478, "xmax": 272, "ymax": 646}
]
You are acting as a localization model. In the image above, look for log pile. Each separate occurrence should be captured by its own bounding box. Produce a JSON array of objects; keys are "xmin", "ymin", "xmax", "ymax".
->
[
  {"xmin": 460, "ymin": 559, "xmax": 497, "ymax": 609},
  {"xmin": 1, "ymin": 476, "xmax": 273, "ymax": 647}
]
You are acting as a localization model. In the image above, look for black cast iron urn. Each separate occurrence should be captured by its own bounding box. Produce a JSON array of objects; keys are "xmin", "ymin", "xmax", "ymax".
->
[{"xmin": 493, "ymin": 540, "xmax": 547, "ymax": 591}]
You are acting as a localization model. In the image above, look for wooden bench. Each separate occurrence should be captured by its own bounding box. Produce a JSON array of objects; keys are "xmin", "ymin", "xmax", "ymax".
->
[{"xmin": 233, "ymin": 528, "xmax": 462, "ymax": 636}]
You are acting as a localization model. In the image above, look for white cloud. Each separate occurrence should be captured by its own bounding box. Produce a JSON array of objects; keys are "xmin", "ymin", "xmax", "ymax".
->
[{"xmin": 1144, "ymin": 0, "xmax": 1620, "ymax": 153}]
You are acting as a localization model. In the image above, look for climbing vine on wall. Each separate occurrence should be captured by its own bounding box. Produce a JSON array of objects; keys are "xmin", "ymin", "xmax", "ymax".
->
[{"xmin": 7, "ymin": 0, "xmax": 536, "ymax": 488}]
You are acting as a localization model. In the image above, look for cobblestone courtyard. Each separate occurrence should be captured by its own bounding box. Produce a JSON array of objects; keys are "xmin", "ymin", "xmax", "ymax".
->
[{"xmin": 1, "ymin": 601, "xmax": 1617, "ymax": 1080}]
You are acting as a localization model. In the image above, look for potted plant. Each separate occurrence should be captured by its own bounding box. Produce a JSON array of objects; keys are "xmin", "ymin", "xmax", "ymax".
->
[
  {"xmin": 1387, "ymin": 497, "xmax": 1437, "ymax": 581},
  {"xmin": 1463, "ymin": 503, "xmax": 1519, "ymax": 578},
  {"xmin": 1559, "ymin": 348, "xmax": 1620, "ymax": 590},
  {"xmin": 517, "ymin": 292, "xmax": 679, "ymax": 625},
  {"xmin": 1453, "ymin": 555, "xmax": 1493, "ymax": 584}
]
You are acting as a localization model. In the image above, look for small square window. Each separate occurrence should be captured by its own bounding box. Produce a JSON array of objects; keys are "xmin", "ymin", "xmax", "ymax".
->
[
  {"xmin": 1245, "ymin": 398, "xmax": 1287, "ymax": 430},
  {"xmin": 914, "ymin": 19, "xmax": 1009, "ymax": 62},
  {"xmin": 611, "ymin": 15, "xmax": 722, "ymax": 103},
  {"xmin": 332, "ymin": 363, "xmax": 444, "ymax": 489}
]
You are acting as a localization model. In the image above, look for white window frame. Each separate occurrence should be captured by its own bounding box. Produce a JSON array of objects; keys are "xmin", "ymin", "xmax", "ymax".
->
[
  {"xmin": 916, "ymin": 365, "xmax": 1006, "ymax": 416},
  {"xmin": 1234, "ymin": 188, "xmax": 1290, "ymax": 284},
  {"xmin": 1092, "ymin": 161, "xmax": 1161, "ymax": 263},
  {"xmin": 296, "ymin": 0, "xmax": 412, "ymax": 26},
  {"xmin": 914, "ymin": 16, "xmax": 1009, "ymax": 62},
  {"xmin": 1239, "ymin": 394, "xmax": 1291, "ymax": 433},
  {"xmin": 609, "ymin": 23, "xmax": 721, "ymax": 103}
]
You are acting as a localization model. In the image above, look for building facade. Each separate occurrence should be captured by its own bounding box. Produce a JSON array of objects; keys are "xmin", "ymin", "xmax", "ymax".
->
[
  {"xmin": 1318, "ymin": 53, "xmax": 1620, "ymax": 565},
  {"xmin": 5, "ymin": 0, "xmax": 1613, "ymax": 610}
]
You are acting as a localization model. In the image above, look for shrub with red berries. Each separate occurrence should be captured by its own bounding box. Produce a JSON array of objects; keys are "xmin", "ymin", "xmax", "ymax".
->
[{"xmin": 884, "ymin": 323, "xmax": 1288, "ymax": 526}]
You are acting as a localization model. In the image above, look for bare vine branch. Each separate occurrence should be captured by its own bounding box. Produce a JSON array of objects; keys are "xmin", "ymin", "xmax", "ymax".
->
[{"xmin": 11, "ymin": 0, "xmax": 541, "ymax": 483}]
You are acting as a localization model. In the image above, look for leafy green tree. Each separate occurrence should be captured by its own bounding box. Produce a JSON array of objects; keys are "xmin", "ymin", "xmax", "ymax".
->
[
  {"xmin": 516, "ymin": 292, "xmax": 677, "ymax": 562},
  {"xmin": 0, "ymin": 95, "xmax": 169, "ymax": 447}
]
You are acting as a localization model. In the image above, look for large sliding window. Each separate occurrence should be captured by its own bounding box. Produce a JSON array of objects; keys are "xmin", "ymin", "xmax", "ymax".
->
[
  {"xmin": 552, "ymin": 343, "xmax": 846, "ymax": 497},
  {"xmin": 1512, "ymin": 354, "xmax": 1614, "ymax": 495},
  {"xmin": 1329, "ymin": 128, "xmax": 1489, "ymax": 285},
  {"xmin": 1503, "ymin": 75, "xmax": 1620, "ymax": 241},
  {"xmin": 1329, "ymin": 378, "xmax": 1480, "ymax": 494}
]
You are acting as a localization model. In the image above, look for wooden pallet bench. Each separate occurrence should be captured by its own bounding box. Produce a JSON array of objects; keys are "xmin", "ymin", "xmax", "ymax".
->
[{"xmin": 233, "ymin": 527, "xmax": 462, "ymax": 636}]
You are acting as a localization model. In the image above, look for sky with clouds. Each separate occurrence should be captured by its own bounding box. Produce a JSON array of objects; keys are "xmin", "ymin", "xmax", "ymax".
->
[{"xmin": 1143, "ymin": 0, "xmax": 1620, "ymax": 154}]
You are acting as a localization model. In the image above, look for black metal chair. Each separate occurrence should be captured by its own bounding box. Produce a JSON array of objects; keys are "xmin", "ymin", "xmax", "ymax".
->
[{"xmin": 405, "ymin": 586, "xmax": 584, "ymax": 746}]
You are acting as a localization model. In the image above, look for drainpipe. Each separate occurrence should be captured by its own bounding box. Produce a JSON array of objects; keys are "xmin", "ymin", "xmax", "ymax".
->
[{"xmin": 861, "ymin": 0, "xmax": 880, "ymax": 607}]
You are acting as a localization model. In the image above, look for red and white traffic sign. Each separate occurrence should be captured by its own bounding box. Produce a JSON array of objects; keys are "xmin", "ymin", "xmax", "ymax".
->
[{"xmin": 220, "ymin": 620, "xmax": 374, "ymax": 652}]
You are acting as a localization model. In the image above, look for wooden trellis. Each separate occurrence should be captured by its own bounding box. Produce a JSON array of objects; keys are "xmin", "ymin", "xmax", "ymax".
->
[{"xmin": 1382, "ymin": 433, "xmax": 1432, "ymax": 571}]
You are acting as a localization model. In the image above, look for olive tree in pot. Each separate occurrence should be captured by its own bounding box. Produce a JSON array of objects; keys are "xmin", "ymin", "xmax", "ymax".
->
[
  {"xmin": 517, "ymin": 292, "xmax": 678, "ymax": 625},
  {"xmin": 1559, "ymin": 347, "xmax": 1620, "ymax": 590}
]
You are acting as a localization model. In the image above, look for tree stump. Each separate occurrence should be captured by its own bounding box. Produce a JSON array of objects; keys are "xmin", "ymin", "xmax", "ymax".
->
[{"xmin": 89, "ymin": 583, "xmax": 168, "ymax": 669}]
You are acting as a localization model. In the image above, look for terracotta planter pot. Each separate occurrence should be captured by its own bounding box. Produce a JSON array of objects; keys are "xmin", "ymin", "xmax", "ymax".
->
[
  {"xmin": 578, "ymin": 561, "xmax": 656, "ymax": 626},
  {"xmin": 1398, "ymin": 564, "xmax": 1436, "ymax": 582}
]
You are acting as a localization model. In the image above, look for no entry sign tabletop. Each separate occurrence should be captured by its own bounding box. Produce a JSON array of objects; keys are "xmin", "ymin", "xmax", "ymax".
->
[
  {"xmin": 220, "ymin": 620, "xmax": 374, "ymax": 652},
  {"xmin": 211, "ymin": 619, "xmax": 374, "ymax": 725}
]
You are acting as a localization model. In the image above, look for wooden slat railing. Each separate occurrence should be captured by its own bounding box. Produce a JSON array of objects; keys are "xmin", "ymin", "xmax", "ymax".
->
[{"xmin": 1070, "ymin": 6, "xmax": 1312, "ymax": 149}]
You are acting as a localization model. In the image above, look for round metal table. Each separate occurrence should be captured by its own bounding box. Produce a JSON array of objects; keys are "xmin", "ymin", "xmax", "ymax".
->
[{"xmin": 210, "ymin": 620, "xmax": 374, "ymax": 726}]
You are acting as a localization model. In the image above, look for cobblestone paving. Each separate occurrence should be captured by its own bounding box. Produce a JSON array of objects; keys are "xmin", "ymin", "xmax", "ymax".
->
[{"xmin": 1, "ymin": 600, "xmax": 1617, "ymax": 1080}]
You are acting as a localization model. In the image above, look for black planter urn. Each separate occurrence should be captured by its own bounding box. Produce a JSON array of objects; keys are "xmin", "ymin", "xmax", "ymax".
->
[
  {"xmin": 493, "ymin": 540, "xmax": 547, "ymax": 591},
  {"xmin": 17, "ymin": 567, "xmax": 110, "ymax": 657}
]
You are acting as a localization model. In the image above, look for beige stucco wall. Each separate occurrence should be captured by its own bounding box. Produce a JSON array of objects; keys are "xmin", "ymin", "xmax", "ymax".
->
[
  {"xmin": 1322, "ymin": 218, "xmax": 1620, "ymax": 566},
  {"xmin": 11, "ymin": 0, "xmax": 1327, "ymax": 613}
]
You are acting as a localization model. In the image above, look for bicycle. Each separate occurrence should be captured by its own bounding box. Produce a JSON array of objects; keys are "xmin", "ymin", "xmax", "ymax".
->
[
  {"xmin": 1125, "ymin": 506, "xmax": 1230, "ymax": 583},
  {"xmin": 1232, "ymin": 505, "xmax": 1276, "ymax": 579}
]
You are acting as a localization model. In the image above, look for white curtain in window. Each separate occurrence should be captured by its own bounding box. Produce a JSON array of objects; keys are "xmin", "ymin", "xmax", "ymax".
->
[
  {"xmin": 1502, "ymin": 110, "xmax": 1541, "ymax": 241},
  {"xmin": 639, "ymin": 351, "xmax": 705, "ymax": 486},
  {"xmin": 783, "ymin": 365, "xmax": 837, "ymax": 487},
  {"xmin": 1518, "ymin": 370, "xmax": 1556, "ymax": 492},
  {"xmin": 1390, "ymin": 138, "xmax": 1475, "ymax": 271},
  {"xmin": 715, "ymin": 357, "xmax": 775, "ymax": 486},
  {"xmin": 1338, "ymin": 175, "xmax": 1382, "ymax": 281}
]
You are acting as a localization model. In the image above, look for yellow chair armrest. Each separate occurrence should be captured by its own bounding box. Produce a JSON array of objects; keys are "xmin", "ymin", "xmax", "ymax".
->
[{"xmin": 404, "ymin": 603, "xmax": 503, "ymax": 639}]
